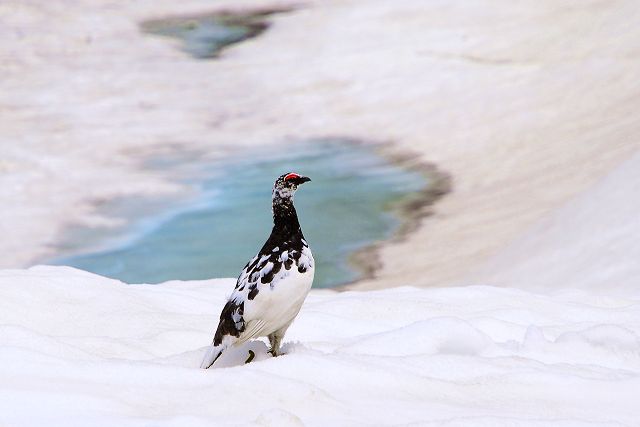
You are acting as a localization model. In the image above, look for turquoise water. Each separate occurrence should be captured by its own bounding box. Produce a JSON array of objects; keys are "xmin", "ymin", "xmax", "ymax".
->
[
  {"xmin": 141, "ymin": 11, "xmax": 276, "ymax": 59},
  {"xmin": 51, "ymin": 140, "xmax": 427, "ymax": 288}
]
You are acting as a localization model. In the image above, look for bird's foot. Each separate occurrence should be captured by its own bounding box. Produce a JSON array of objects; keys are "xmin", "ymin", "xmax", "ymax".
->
[
  {"xmin": 244, "ymin": 350, "xmax": 256, "ymax": 364},
  {"xmin": 269, "ymin": 348, "xmax": 280, "ymax": 357}
]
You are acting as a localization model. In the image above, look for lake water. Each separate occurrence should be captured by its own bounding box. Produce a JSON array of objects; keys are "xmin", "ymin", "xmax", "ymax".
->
[{"xmin": 50, "ymin": 140, "xmax": 429, "ymax": 288}]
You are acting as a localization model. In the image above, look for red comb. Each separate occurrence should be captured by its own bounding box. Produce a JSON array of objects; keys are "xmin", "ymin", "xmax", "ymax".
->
[{"xmin": 284, "ymin": 173, "xmax": 301, "ymax": 181}]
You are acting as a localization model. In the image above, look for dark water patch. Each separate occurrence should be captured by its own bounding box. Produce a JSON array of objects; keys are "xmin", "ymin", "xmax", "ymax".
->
[
  {"xmin": 48, "ymin": 139, "xmax": 449, "ymax": 288},
  {"xmin": 140, "ymin": 7, "xmax": 291, "ymax": 59}
]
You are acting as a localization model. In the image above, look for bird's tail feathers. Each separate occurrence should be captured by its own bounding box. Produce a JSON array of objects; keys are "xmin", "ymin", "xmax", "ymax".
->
[{"xmin": 200, "ymin": 344, "xmax": 224, "ymax": 369}]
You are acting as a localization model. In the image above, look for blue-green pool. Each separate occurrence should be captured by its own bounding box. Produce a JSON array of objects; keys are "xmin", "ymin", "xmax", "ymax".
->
[
  {"xmin": 49, "ymin": 140, "xmax": 430, "ymax": 288},
  {"xmin": 140, "ymin": 9, "xmax": 287, "ymax": 59}
]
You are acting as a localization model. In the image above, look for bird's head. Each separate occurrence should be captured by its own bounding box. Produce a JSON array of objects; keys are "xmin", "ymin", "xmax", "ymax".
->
[{"xmin": 273, "ymin": 172, "xmax": 311, "ymax": 199}]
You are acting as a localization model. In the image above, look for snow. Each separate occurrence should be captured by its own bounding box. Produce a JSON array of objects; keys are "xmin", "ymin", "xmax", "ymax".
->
[
  {"xmin": 474, "ymin": 151, "xmax": 640, "ymax": 295},
  {"xmin": 1, "ymin": 266, "xmax": 639, "ymax": 426}
]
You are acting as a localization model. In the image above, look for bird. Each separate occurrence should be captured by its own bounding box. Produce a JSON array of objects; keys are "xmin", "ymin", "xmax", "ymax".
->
[{"xmin": 200, "ymin": 172, "xmax": 314, "ymax": 369}]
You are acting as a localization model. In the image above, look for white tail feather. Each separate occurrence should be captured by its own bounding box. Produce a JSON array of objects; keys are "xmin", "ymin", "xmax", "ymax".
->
[{"xmin": 200, "ymin": 344, "xmax": 223, "ymax": 369}]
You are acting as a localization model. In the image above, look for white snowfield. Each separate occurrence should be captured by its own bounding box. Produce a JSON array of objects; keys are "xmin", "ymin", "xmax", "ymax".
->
[{"xmin": 1, "ymin": 266, "xmax": 639, "ymax": 426}]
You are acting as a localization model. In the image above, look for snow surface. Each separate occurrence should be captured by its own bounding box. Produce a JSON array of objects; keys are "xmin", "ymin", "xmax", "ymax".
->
[
  {"xmin": 2, "ymin": 266, "xmax": 639, "ymax": 426},
  {"xmin": 474, "ymin": 151, "xmax": 640, "ymax": 296}
]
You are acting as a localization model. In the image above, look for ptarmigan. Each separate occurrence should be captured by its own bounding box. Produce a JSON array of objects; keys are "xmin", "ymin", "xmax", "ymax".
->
[{"xmin": 200, "ymin": 172, "xmax": 314, "ymax": 369}]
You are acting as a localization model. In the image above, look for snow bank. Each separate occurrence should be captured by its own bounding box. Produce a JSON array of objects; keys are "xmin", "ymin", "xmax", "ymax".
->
[
  {"xmin": 475, "ymin": 151, "xmax": 640, "ymax": 295},
  {"xmin": 1, "ymin": 266, "xmax": 639, "ymax": 426}
]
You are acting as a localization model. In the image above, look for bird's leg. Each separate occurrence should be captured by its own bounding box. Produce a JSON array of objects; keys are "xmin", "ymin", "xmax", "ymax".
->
[
  {"xmin": 244, "ymin": 350, "xmax": 255, "ymax": 364},
  {"xmin": 268, "ymin": 332, "xmax": 283, "ymax": 357},
  {"xmin": 269, "ymin": 323, "xmax": 293, "ymax": 357}
]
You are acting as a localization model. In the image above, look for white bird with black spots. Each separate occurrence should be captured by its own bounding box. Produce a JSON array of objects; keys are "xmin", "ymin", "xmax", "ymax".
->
[{"xmin": 200, "ymin": 172, "xmax": 314, "ymax": 369}]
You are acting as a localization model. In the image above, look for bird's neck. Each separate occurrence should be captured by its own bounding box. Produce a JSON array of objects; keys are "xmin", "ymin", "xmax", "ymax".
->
[{"xmin": 272, "ymin": 192, "xmax": 302, "ymax": 236}]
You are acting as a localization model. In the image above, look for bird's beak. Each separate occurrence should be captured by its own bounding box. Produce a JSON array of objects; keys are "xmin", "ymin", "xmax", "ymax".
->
[{"xmin": 296, "ymin": 176, "xmax": 311, "ymax": 185}]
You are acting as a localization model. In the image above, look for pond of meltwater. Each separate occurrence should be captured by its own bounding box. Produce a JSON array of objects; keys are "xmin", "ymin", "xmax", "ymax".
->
[{"xmin": 50, "ymin": 140, "xmax": 431, "ymax": 288}]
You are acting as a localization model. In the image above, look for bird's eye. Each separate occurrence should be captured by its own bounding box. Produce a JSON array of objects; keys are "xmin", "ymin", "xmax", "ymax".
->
[{"xmin": 284, "ymin": 173, "xmax": 301, "ymax": 181}]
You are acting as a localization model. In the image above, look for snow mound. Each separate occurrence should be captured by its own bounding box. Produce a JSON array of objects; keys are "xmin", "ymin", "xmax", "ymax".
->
[{"xmin": 1, "ymin": 266, "xmax": 639, "ymax": 426}]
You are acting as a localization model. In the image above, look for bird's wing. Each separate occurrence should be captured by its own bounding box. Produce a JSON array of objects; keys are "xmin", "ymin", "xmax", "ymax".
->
[
  {"xmin": 236, "ymin": 319, "xmax": 268, "ymax": 345},
  {"xmin": 210, "ymin": 251, "xmax": 280, "ymax": 344}
]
